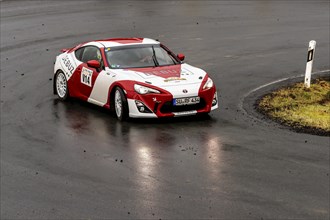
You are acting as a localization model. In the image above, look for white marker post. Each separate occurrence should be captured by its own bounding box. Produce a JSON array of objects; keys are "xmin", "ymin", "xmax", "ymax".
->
[{"xmin": 304, "ymin": 40, "xmax": 316, "ymax": 88}]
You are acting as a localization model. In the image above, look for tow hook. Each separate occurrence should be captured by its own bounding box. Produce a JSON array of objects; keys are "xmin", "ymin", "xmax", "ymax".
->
[
  {"xmin": 153, "ymin": 97, "xmax": 161, "ymax": 113},
  {"xmin": 152, "ymin": 97, "xmax": 161, "ymax": 103}
]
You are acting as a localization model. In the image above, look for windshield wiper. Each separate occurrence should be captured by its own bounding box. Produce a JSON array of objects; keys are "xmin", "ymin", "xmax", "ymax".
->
[{"xmin": 151, "ymin": 46, "xmax": 159, "ymax": 67}]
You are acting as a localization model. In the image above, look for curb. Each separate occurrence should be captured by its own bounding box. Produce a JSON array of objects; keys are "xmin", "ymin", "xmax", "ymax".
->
[{"xmin": 240, "ymin": 70, "xmax": 330, "ymax": 136}]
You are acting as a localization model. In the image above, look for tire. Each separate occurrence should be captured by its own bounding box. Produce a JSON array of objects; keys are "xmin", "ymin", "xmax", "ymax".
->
[
  {"xmin": 114, "ymin": 87, "xmax": 129, "ymax": 121},
  {"xmin": 55, "ymin": 71, "xmax": 69, "ymax": 101}
]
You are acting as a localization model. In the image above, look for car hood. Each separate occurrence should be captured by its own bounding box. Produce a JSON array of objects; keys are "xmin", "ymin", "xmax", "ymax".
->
[{"xmin": 110, "ymin": 63, "xmax": 207, "ymax": 88}]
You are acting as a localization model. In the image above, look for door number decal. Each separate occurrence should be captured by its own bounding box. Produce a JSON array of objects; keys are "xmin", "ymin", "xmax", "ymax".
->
[{"xmin": 81, "ymin": 67, "xmax": 93, "ymax": 87}]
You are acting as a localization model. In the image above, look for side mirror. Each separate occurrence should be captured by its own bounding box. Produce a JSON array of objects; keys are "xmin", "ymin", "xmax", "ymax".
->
[
  {"xmin": 177, "ymin": 53, "xmax": 185, "ymax": 61},
  {"xmin": 87, "ymin": 60, "xmax": 101, "ymax": 69}
]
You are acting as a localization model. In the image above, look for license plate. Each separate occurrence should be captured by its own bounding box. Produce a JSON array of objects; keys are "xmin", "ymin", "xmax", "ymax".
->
[{"xmin": 173, "ymin": 97, "xmax": 200, "ymax": 106}]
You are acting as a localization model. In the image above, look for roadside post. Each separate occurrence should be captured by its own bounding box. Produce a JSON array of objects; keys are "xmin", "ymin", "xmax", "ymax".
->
[{"xmin": 304, "ymin": 40, "xmax": 316, "ymax": 88}]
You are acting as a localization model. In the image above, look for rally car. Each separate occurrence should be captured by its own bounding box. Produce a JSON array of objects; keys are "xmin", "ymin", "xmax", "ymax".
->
[{"xmin": 53, "ymin": 38, "xmax": 218, "ymax": 120}]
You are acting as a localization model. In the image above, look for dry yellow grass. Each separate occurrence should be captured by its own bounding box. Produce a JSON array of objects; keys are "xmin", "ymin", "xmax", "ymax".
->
[{"xmin": 259, "ymin": 79, "xmax": 330, "ymax": 132}]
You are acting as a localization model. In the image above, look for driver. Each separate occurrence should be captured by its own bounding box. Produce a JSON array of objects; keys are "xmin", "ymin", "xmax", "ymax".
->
[{"xmin": 139, "ymin": 48, "xmax": 153, "ymax": 63}]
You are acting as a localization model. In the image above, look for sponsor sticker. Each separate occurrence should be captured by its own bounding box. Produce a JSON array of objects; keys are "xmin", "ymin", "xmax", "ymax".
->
[
  {"xmin": 173, "ymin": 110, "xmax": 197, "ymax": 116},
  {"xmin": 61, "ymin": 55, "xmax": 75, "ymax": 79},
  {"xmin": 180, "ymin": 69, "xmax": 194, "ymax": 76},
  {"xmin": 81, "ymin": 67, "xmax": 93, "ymax": 87},
  {"xmin": 164, "ymin": 77, "xmax": 186, "ymax": 82},
  {"xmin": 111, "ymin": 64, "xmax": 121, "ymax": 68}
]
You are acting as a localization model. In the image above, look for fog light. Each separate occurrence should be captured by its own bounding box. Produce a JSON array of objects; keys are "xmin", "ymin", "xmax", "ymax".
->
[
  {"xmin": 135, "ymin": 101, "xmax": 152, "ymax": 113},
  {"xmin": 212, "ymin": 92, "xmax": 218, "ymax": 106}
]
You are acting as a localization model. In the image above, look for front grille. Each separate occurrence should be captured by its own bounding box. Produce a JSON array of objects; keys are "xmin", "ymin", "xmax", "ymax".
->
[{"xmin": 160, "ymin": 98, "xmax": 206, "ymax": 113}]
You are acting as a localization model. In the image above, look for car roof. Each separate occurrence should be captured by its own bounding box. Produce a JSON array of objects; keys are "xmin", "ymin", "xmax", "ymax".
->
[
  {"xmin": 64, "ymin": 38, "xmax": 161, "ymax": 53},
  {"xmin": 93, "ymin": 38, "xmax": 160, "ymax": 48}
]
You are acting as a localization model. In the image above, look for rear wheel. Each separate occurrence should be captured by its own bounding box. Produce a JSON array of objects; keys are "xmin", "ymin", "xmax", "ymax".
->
[
  {"xmin": 114, "ymin": 87, "xmax": 129, "ymax": 121},
  {"xmin": 55, "ymin": 71, "xmax": 69, "ymax": 100}
]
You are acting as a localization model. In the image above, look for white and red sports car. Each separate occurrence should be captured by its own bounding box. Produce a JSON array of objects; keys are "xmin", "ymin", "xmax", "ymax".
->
[{"xmin": 53, "ymin": 38, "xmax": 218, "ymax": 120}]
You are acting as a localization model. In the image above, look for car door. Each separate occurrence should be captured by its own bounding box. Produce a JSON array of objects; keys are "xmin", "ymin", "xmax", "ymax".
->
[{"xmin": 75, "ymin": 46, "xmax": 103, "ymax": 100}]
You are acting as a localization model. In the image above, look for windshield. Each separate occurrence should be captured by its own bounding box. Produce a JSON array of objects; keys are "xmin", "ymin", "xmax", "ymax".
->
[{"xmin": 105, "ymin": 45, "xmax": 179, "ymax": 69}]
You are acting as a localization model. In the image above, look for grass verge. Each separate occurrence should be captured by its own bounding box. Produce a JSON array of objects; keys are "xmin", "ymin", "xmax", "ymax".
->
[{"xmin": 258, "ymin": 78, "xmax": 330, "ymax": 135}]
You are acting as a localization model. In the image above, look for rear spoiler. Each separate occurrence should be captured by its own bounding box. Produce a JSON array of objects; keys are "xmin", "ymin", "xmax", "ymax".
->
[
  {"xmin": 60, "ymin": 41, "xmax": 88, "ymax": 53},
  {"xmin": 60, "ymin": 48, "xmax": 71, "ymax": 53}
]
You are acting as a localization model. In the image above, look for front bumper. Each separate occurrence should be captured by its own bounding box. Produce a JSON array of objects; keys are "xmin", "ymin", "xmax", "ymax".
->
[{"xmin": 127, "ymin": 87, "xmax": 218, "ymax": 118}]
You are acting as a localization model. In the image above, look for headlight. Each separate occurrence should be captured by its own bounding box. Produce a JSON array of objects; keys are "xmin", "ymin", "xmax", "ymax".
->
[
  {"xmin": 134, "ymin": 84, "xmax": 160, "ymax": 94},
  {"xmin": 203, "ymin": 77, "xmax": 214, "ymax": 90}
]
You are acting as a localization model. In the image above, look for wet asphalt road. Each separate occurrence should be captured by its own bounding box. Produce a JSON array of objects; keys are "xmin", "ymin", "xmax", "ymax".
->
[{"xmin": 1, "ymin": 1, "xmax": 329, "ymax": 219}]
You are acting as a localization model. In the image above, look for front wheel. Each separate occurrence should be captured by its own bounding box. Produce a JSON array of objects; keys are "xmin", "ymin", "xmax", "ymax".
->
[
  {"xmin": 55, "ymin": 71, "xmax": 69, "ymax": 100},
  {"xmin": 114, "ymin": 87, "xmax": 129, "ymax": 121}
]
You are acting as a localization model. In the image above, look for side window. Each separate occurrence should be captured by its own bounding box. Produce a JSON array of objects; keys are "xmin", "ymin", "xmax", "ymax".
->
[
  {"xmin": 81, "ymin": 46, "xmax": 102, "ymax": 63},
  {"xmin": 74, "ymin": 47, "xmax": 85, "ymax": 61},
  {"xmin": 155, "ymin": 47, "xmax": 176, "ymax": 65}
]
